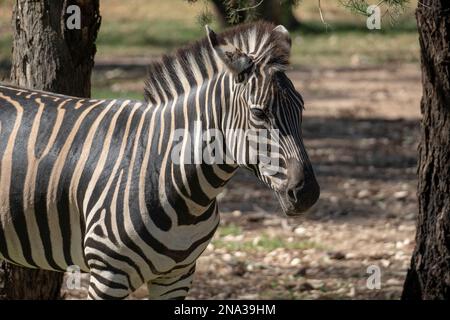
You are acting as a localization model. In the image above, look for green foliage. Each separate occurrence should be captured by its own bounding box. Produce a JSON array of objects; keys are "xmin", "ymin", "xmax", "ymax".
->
[
  {"xmin": 196, "ymin": 0, "xmax": 214, "ymax": 26},
  {"xmin": 225, "ymin": 0, "xmax": 260, "ymax": 25},
  {"xmin": 198, "ymin": 10, "xmax": 214, "ymax": 26},
  {"xmin": 91, "ymin": 88, "xmax": 144, "ymax": 100},
  {"xmin": 189, "ymin": 0, "xmax": 303, "ymax": 26},
  {"xmin": 213, "ymin": 233, "xmax": 321, "ymax": 252},
  {"xmin": 340, "ymin": 0, "xmax": 371, "ymax": 16},
  {"xmin": 188, "ymin": 0, "xmax": 411, "ymax": 27},
  {"xmin": 340, "ymin": 0, "xmax": 410, "ymax": 23},
  {"xmin": 218, "ymin": 223, "xmax": 243, "ymax": 237}
]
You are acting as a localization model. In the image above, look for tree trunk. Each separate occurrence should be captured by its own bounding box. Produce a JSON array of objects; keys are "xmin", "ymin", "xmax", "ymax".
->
[
  {"xmin": 10, "ymin": 0, "xmax": 101, "ymax": 96},
  {"xmin": 210, "ymin": 0, "xmax": 231, "ymax": 27},
  {"xmin": 259, "ymin": 0, "xmax": 300, "ymax": 29},
  {"xmin": 282, "ymin": 1, "xmax": 301, "ymax": 29},
  {"xmin": 1, "ymin": 0, "xmax": 100, "ymax": 300},
  {"xmin": 402, "ymin": 0, "xmax": 450, "ymax": 300}
]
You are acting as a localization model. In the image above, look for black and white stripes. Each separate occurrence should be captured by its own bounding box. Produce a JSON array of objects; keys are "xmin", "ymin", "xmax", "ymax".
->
[{"xmin": 0, "ymin": 21, "xmax": 319, "ymax": 299}]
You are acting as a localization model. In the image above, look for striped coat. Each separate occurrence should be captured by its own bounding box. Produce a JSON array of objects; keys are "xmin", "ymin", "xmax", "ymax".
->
[{"xmin": 0, "ymin": 21, "xmax": 319, "ymax": 299}]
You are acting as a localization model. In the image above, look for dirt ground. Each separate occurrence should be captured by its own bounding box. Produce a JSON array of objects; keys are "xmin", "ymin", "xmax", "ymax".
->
[{"xmin": 60, "ymin": 63, "xmax": 422, "ymax": 300}]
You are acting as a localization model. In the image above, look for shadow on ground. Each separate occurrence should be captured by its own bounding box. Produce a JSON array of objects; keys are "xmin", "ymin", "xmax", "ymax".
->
[
  {"xmin": 223, "ymin": 115, "xmax": 419, "ymax": 220},
  {"xmin": 190, "ymin": 115, "xmax": 419, "ymax": 300}
]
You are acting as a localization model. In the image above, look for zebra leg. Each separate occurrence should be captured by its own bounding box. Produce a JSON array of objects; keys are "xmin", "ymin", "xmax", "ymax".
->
[
  {"xmin": 87, "ymin": 269, "xmax": 133, "ymax": 300},
  {"xmin": 147, "ymin": 264, "xmax": 196, "ymax": 300}
]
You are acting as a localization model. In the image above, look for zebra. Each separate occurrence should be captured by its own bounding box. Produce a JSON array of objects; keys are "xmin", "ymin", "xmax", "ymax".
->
[{"xmin": 0, "ymin": 21, "xmax": 319, "ymax": 299}]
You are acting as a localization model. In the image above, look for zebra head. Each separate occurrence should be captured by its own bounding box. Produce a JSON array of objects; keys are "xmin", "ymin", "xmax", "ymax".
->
[{"xmin": 207, "ymin": 23, "xmax": 320, "ymax": 215}]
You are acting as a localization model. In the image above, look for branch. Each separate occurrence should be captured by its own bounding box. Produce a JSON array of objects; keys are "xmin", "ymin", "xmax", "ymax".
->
[
  {"xmin": 318, "ymin": 0, "xmax": 331, "ymax": 31},
  {"xmin": 234, "ymin": 0, "xmax": 264, "ymax": 12}
]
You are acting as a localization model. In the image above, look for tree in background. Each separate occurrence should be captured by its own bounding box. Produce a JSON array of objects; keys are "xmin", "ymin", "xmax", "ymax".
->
[
  {"xmin": 0, "ymin": 0, "xmax": 100, "ymax": 299},
  {"xmin": 0, "ymin": 0, "xmax": 449, "ymax": 300},
  {"xmin": 10, "ymin": 0, "xmax": 101, "ymax": 96},
  {"xmin": 202, "ymin": 0, "xmax": 450, "ymax": 300},
  {"xmin": 338, "ymin": 0, "xmax": 450, "ymax": 300},
  {"xmin": 402, "ymin": 0, "xmax": 450, "ymax": 300},
  {"xmin": 196, "ymin": 0, "xmax": 301, "ymax": 28},
  {"xmin": 320, "ymin": 0, "xmax": 450, "ymax": 301}
]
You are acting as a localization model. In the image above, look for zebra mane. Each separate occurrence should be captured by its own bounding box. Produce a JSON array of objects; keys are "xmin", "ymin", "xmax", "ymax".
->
[{"xmin": 144, "ymin": 21, "xmax": 290, "ymax": 104}]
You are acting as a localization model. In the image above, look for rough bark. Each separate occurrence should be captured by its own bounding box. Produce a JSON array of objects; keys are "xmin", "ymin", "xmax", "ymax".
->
[
  {"xmin": 10, "ymin": 0, "xmax": 101, "ymax": 96},
  {"xmin": 1, "ymin": 0, "xmax": 101, "ymax": 300},
  {"xmin": 402, "ymin": 0, "xmax": 450, "ymax": 300}
]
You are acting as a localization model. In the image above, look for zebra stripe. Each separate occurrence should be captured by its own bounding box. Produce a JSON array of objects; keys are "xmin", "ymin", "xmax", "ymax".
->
[{"xmin": 0, "ymin": 21, "xmax": 318, "ymax": 299}]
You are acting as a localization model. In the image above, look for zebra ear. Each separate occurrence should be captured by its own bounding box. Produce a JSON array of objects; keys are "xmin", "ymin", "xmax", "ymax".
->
[
  {"xmin": 205, "ymin": 25, "xmax": 253, "ymax": 75},
  {"xmin": 272, "ymin": 25, "xmax": 292, "ymax": 54}
]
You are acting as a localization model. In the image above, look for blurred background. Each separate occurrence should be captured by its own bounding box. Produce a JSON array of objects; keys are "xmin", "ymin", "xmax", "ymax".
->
[{"xmin": 0, "ymin": 0, "xmax": 421, "ymax": 299}]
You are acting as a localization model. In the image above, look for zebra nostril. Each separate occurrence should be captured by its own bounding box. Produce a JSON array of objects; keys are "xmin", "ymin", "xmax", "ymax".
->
[{"xmin": 287, "ymin": 187, "xmax": 298, "ymax": 203}]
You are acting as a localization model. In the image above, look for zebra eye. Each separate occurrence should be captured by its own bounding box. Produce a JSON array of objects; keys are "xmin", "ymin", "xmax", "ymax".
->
[
  {"xmin": 250, "ymin": 107, "xmax": 267, "ymax": 120},
  {"xmin": 236, "ymin": 72, "xmax": 248, "ymax": 83},
  {"xmin": 235, "ymin": 62, "xmax": 254, "ymax": 83}
]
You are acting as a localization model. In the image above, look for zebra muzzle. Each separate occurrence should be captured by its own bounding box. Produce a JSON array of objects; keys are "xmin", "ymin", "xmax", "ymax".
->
[{"xmin": 283, "ymin": 160, "xmax": 320, "ymax": 215}]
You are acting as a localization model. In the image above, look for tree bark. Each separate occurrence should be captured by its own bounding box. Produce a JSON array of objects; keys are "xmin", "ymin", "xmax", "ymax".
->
[
  {"xmin": 10, "ymin": 0, "xmax": 101, "ymax": 96},
  {"xmin": 402, "ymin": 0, "xmax": 450, "ymax": 300},
  {"xmin": 1, "ymin": 0, "xmax": 100, "ymax": 300}
]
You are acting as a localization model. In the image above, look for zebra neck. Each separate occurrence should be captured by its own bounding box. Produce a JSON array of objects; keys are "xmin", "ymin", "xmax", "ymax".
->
[{"xmin": 150, "ymin": 72, "xmax": 239, "ymax": 218}]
